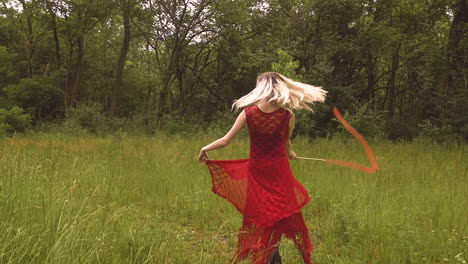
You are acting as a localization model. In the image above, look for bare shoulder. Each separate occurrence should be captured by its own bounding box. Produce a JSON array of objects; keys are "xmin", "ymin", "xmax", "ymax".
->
[
  {"xmin": 239, "ymin": 109, "xmax": 246, "ymax": 117},
  {"xmin": 235, "ymin": 109, "xmax": 247, "ymax": 123},
  {"xmin": 242, "ymin": 106, "xmax": 253, "ymax": 118}
]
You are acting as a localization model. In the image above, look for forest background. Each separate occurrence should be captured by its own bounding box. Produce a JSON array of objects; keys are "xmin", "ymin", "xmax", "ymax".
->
[{"xmin": 0, "ymin": 0, "xmax": 466, "ymax": 141}]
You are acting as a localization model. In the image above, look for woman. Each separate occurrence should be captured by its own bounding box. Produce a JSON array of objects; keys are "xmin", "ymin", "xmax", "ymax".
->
[{"xmin": 198, "ymin": 72, "xmax": 327, "ymax": 264}]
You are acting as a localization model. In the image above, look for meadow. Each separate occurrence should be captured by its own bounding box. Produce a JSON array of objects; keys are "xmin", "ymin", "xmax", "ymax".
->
[{"xmin": 0, "ymin": 133, "xmax": 466, "ymax": 264}]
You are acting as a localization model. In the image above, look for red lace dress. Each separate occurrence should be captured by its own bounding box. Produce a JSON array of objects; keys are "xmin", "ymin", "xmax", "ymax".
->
[{"xmin": 205, "ymin": 105, "xmax": 314, "ymax": 264}]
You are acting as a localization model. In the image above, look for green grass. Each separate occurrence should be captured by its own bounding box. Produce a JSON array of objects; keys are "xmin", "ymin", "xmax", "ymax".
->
[{"xmin": 0, "ymin": 133, "xmax": 466, "ymax": 263}]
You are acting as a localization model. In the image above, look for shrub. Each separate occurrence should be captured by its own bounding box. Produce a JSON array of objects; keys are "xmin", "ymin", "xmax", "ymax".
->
[
  {"xmin": 334, "ymin": 104, "xmax": 386, "ymax": 140},
  {"xmin": 294, "ymin": 110, "xmax": 317, "ymax": 138},
  {"xmin": 416, "ymin": 119, "xmax": 463, "ymax": 143},
  {"xmin": 65, "ymin": 101, "xmax": 105, "ymax": 133},
  {"xmin": 160, "ymin": 113, "xmax": 202, "ymax": 136},
  {"xmin": 3, "ymin": 76, "xmax": 63, "ymax": 118},
  {"xmin": 385, "ymin": 117, "xmax": 419, "ymax": 141},
  {"xmin": 0, "ymin": 106, "xmax": 31, "ymax": 136}
]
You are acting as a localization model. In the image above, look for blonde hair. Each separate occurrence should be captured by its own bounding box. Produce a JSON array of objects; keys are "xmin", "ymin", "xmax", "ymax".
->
[{"xmin": 232, "ymin": 72, "xmax": 327, "ymax": 112}]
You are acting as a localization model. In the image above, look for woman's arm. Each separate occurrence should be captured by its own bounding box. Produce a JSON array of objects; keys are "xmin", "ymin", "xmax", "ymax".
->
[
  {"xmin": 286, "ymin": 113, "xmax": 297, "ymax": 159},
  {"xmin": 198, "ymin": 110, "xmax": 247, "ymax": 162}
]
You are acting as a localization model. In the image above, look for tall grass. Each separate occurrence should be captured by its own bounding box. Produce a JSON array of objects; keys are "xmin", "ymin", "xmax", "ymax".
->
[{"xmin": 0, "ymin": 133, "xmax": 466, "ymax": 263}]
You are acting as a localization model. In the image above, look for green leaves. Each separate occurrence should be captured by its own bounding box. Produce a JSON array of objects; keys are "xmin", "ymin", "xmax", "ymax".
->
[
  {"xmin": 3, "ymin": 76, "xmax": 63, "ymax": 118},
  {"xmin": 0, "ymin": 46, "xmax": 18, "ymax": 89},
  {"xmin": 271, "ymin": 48, "xmax": 304, "ymax": 81},
  {"xmin": 0, "ymin": 106, "xmax": 31, "ymax": 136}
]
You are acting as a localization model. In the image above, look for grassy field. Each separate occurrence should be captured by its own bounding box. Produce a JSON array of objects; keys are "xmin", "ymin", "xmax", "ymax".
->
[{"xmin": 0, "ymin": 133, "xmax": 466, "ymax": 263}]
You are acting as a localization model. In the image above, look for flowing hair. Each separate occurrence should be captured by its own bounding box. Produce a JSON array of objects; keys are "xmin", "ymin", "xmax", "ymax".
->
[{"xmin": 232, "ymin": 72, "xmax": 327, "ymax": 112}]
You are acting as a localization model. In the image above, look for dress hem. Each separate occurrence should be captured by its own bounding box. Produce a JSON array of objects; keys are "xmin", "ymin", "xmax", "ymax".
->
[{"xmin": 205, "ymin": 159, "xmax": 311, "ymax": 228}]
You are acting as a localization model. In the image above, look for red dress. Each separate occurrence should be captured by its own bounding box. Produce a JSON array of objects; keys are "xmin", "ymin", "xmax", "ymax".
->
[{"xmin": 205, "ymin": 105, "xmax": 314, "ymax": 264}]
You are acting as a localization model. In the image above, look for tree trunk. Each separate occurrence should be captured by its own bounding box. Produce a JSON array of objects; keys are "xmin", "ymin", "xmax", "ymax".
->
[
  {"xmin": 46, "ymin": 0, "xmax": 61, "ymax": 66},
  {"xmin": 175, "ymin": 65, "xmax": 185, "ymax": 111},
  {"xmin": 108, "ymin": 0, "xmax": 131, "ymax": 117},
  {"xmin": 386, "ymin": 44, "xmax": 401, "ymax": 118},
  {"xmin": 365, "ymin": 51, "xmax": 375, "ymax": 105},
  {"xmin": 65, "ymin": 36, "xmax": 84, "ymax": 110},
  {"xmin": 18, "ymin": 0, "xmax": 33, "ymax": 77},
  {"xmin": 155, "ymin": 74, "xmax": 173, "ymax": 129},
  {"xmin": 447, "ymin": 0, "xmax": 466, "ymax": 91}
]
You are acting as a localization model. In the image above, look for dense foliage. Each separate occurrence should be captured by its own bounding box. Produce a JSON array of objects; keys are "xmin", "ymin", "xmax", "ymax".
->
[{"xmin": 0, "ymin": 0, "xmax": 466, "ymax": 141}]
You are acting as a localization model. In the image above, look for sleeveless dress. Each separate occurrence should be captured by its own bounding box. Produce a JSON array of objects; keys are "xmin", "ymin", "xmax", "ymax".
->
[{"xmin": 205, "ymin": 105, "xmax": 314, "ymax": 264}]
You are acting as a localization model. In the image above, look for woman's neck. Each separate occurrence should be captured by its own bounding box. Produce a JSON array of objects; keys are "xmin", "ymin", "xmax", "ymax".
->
[{"xmin": 257, "ymin": 102, "xmax": 281, "ymax": 113}]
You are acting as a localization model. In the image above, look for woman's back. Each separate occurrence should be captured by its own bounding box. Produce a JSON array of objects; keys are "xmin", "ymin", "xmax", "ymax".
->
[{"xmin": 245, "ymin": 105, "xmax": 292, "ymax": 164}]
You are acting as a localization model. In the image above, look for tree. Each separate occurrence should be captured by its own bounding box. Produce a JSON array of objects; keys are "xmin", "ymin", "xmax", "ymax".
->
[
  {"xmin": 108, "ymin": 0, "xmax": 133, "ymax": 117},
  {"xmin": 134, "ymin": 0, "xmax": 216, "ymax": 128}
]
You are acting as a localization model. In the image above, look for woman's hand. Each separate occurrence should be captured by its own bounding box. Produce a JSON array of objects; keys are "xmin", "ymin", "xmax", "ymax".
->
[
  {"xmin": 198, "ymin": 149, "xmax": 210, "ymax": 162},
  {"xmin": 288, "ymin": 150, "xmax": 297, "ymax": 160}
]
